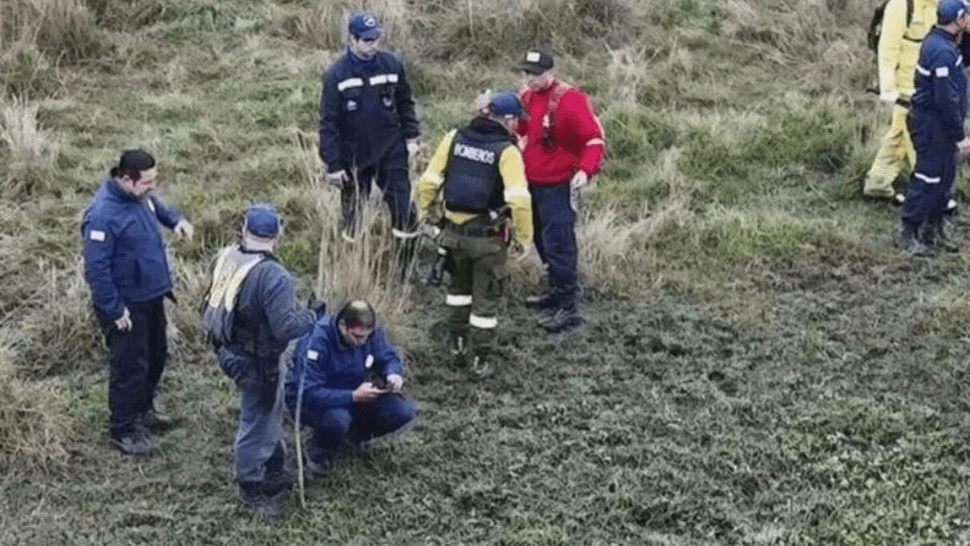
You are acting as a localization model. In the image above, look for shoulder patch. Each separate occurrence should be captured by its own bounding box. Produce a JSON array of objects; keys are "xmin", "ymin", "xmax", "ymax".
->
[
  {"xmin": 307, "ymin": 349, "xmax": 319, "ymax": 361},
  {"xmin": 936, "ymin": 65, "xmax": 950, "ymax": 78},
  {"xmin": 90, "ymin": 230, "xmax": 106, "ymax": 241}
]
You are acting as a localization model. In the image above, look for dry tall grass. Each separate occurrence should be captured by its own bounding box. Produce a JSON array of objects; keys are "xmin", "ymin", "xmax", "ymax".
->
[{"xmin": 0, "ymin": 95, "xmax": 56, "ymax": 175}]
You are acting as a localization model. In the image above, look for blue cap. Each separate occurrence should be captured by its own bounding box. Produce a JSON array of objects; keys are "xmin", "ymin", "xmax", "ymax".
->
[
  {"xmin": 488, "ymin": 91, "xmax": 525, "ymax": 118},
  {"xmin": 244, "ymin": 202, "xmax": 281, "ymax": 238},
  {"xmin": 348, "ymin": 11, "xmax": 382, "ymax": 40},
  {"xmin": 939, "ymin": 0, "xmax": 968, "ymax": 21}
]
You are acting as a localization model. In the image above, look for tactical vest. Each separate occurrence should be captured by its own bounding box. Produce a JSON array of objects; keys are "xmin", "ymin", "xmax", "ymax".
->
[
  {"xmin": 200, "ymin": 245, "xmax": 267, "ymax": 347},
  {"xmin": 443, "ymin": 125, "xmax": 512, "ymax": 215}
]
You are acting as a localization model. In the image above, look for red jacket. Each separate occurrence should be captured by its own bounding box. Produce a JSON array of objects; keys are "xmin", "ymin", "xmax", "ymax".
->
[{"xmin": 515, "ymin": 79, "xmax": 606, "ymax": 184}]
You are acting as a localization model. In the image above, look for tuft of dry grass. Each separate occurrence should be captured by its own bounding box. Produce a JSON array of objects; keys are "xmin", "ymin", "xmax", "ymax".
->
[
  {"xmin": 0, "ymin": 95, "xmax": 58, "ymax": 197},
  {"xmin": 0, "ymin": 343, "xmax": 79, "ymax": 475},
  {"xmin": 9, "ymin": 261, "xmax": 103, "ymax": 380}
]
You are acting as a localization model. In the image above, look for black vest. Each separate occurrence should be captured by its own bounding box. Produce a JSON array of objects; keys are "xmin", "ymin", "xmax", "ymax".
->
[{"xmin": 443, "ymin": 119, "xmax": 513, "ymax": 215}]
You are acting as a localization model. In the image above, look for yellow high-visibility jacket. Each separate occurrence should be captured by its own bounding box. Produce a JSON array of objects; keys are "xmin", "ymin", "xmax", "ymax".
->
[
  {"xmin": 879, "ymin": 0, "xmax": 939, "ymax": 97},
  {"xmin": 417, "ymin": 126, "xmax": 533, "ymax": 245}
]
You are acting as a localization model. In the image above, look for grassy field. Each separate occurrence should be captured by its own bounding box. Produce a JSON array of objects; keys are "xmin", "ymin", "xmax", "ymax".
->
[{"xmin": 4, "ymin": 0, "xmax": 970, "ymax": 544}]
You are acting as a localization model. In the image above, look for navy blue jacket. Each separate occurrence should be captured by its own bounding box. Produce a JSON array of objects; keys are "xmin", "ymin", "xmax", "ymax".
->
[
  {"xmin": 285, "ymin": 315, "xmax": 403, "ymax": 414},
  {"xmin": 911, "ymin": 26, "xmax": 968, "ymax": 144},
  {"xmin": 226, "ymin": 255, "xmax": 315, "ymax": 363},
  {"xmin": 81, "ymin": 178, "xmax": 183, "ymax": 319},
  {"xmin": 318, "ymin": 48, "xmax": 420, "ymax": 173}
]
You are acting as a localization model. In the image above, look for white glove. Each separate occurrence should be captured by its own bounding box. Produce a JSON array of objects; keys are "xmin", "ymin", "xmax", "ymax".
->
[
  {"xmin": 327, "ymin": 170, "xmax": 350, "ymax": 187},
  {"xmin": 115, "ymin": 307, "xmax": 132, "ymax": 331},
  {"xmin": 879, "ymin": 90, "xmax": 898, "ymax": 104},
  {"xmin": 385, "ymin": 373, "xmax": 404, "ymax": 392},
  {"xmin": 570, "ymin": 170, "xmax": 589, "ymax": 190},
  {"xmin": 406, "ymin": 139, "xmax": 420, "ymax": 155},
  {"xmin": 174, "ymin": 219, "xmax": 194, "ymax": 240}
]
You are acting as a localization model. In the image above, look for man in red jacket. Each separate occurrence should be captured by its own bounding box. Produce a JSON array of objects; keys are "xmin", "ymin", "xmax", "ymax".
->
[{"xmin": 515, "ymin": 50, "xmax": 606, "ymax": 334}]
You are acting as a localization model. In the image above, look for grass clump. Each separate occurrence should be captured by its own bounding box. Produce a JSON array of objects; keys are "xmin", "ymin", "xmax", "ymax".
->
[{"xmin": 0, "ymin": 95, "xmax": 59, "ymax": 197}]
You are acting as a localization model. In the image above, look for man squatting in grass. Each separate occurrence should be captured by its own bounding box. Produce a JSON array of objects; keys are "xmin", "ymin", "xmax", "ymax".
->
[
  {"xmin": 285, "ymin": 301, "xmax": 417, "ymax": 479},
  {"xmin": 898, "ymin": 0, "xmax": 970, "ymax": 254},
  {"xmin": 515, "ymin": 49, "xmax": 606, "ymax": 335},
  {"xmin": 318, "ymin": 10, "xmax": 421, "ymax": 249},
  {"xmin": 81, "ymin": 150, "xmax": 194, "ymax": 456},
  {"xmin": 201, "ymin": 203, "xmax": 322, "ymax": 518},
  {"xmin": 416, "ymin": 90, "xmax": 533, "ymax": 376}
]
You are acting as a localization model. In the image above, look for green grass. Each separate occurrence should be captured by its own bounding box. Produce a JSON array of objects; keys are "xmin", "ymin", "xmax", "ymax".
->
[{"xmin": 4, "ymin": 0, "xmax": 970, "ymax": 544}]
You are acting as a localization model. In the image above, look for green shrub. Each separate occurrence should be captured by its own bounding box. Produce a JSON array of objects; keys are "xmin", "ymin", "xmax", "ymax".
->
[
  {"xmin": 678, "ymin": 130, "xmax": 747, "ymax": 183},
  {"xmin": 738, "ymin": 104, "xmax": 855, "ymax": 173}
]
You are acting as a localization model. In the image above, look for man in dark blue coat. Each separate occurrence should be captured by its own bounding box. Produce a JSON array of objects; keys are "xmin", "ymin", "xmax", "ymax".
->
[
  {"xmin": 201, "ymin": 203, "xmax": 319, "ymax": 517},
  {"xmin": 81, "ymin": 150, "xmax": 194, "ymax": 455},
  {"xmin": 318, "ymin": 11, "xmax": 420, "ymax": 243},
  {"xmin": 285, "ymin": 301, "xmax": 417, "ymax": 476},
  {"xmin": 899, "ymin": 0, "xmax": 970, "ymax": 253}
]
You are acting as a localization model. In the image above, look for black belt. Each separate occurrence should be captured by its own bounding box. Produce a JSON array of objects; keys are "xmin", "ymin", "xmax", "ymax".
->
[
  {"xmin": 445, "ymin": 219, "xmax": 497, "ymax": 238},
  {"xmin": 896, "ymin": 97, "xmax": 911, "ymax": 108}
]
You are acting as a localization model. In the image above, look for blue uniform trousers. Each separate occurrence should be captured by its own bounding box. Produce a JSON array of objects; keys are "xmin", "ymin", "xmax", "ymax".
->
[
  {"xmin": 94, "ymin": 296, "xmax": 167, "ymax": 440},
  {"xmin": 306, "ymin": 392, "xmax": 417, "ymax": 462},
  {"xmin": 901, "ymin": 111, "xmax": 957, "ymax": 245},
  {"xmin": 530, "ymin": 183, "xmax": 579, "ymax": 307},
  {"xmin": 342, "ymin": 139, "xmax": 415, "ymax": 235}
]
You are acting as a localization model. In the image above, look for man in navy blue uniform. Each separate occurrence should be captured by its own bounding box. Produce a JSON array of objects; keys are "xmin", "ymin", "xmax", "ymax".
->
[
  {"xmin": 319, "ymin": 11, "xmax": 421, "ymax": 244},
  {"xmin": 81, "ymin": 150, "xmax": 194, "ymax": 455},
  {"xmin": 201, "ymin": 203, "xmax": 319, "ymax": 517},
  {"xmin": 899, "ymin": 0, "xmax": 970, "ymax": 253},
  {"xmin": 285, "ymin": 301, "xmax": 417, "ymax": 476}
]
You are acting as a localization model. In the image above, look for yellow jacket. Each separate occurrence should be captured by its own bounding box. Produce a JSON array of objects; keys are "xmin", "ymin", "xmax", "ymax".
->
[
  {"xmin": 417, "ymin": 128, "xmax": 533, "ymax": 245},
  {"xmin": 879, "ymin": 0, "xmax": 938, "ymax": 97}
]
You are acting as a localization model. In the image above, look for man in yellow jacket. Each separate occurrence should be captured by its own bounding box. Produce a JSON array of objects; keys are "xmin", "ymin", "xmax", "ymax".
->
[
  {"xmin": 416, "ymin": 90, "xmax": 533, "ymax": 376},
  {"xmin": 865, "ymin": 0, "xmax": 939, "ymax": 203}
]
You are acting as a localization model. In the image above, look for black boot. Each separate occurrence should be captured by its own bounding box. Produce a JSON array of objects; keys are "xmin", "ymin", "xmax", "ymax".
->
[{"xmin": 238, "ymin": 481, "xmax": 283, "ymax": 518}]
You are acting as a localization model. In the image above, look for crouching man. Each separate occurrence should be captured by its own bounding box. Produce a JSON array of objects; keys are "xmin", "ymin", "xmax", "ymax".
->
[
  {"xmin": 285, "ymin": 300, "xmax": 417, "ymax": 477},
  {"xmin": 201, "ymin": 203, "xmax": 318, "ymax": 517}
]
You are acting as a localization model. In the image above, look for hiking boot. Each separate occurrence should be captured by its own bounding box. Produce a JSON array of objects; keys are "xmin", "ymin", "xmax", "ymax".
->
[
  {"xmin": 472, "ymin": 354, "xmax": 494, "ymax": 377},
  {"xmin": 543, "ymin": 307, "xmax": 584, "ymax": 334},
  {"xmin": 139, "ymin": 409, "xmax": 178, "ymax": 434},
  {"xmin": 525, "ymin": 291, "xmax": 557, "ymax": 311},
  {"xmin": 262, "ymin": 469, "xmax": 295, "ymax": 497},
  {"xmin": 112, "ymin": 432, "xmax": 151, "ymax": 456},
  {"xmin": 238, "ymin": 482, "xmax": 282, "ymax": 518},
  {"xmin": 449, "ymin": 334, "xmax": 467, "ymax": 357}
]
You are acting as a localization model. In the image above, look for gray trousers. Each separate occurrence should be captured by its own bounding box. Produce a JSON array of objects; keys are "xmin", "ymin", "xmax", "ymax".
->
[{"xmin": 233, "ymin": 365, "xmax": 285, "ymax": 483}]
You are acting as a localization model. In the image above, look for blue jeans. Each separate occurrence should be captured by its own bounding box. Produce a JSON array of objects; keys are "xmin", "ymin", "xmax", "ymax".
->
[
  {"xmin": 530, "ymin": 183, "xmax": 579, "ymax": 306},
  {"xmin": 94, "ymin": 296, "xmax": 167, "ymax": 440},
  {"xmin": 306, "ymin": 392, "xmax": 417, "ymax": 461}
]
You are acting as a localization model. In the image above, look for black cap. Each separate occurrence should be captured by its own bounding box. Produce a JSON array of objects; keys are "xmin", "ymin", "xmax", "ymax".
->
[{"xmin": 521, "ymin": 50, "xmax": 554, "ymax": 75}]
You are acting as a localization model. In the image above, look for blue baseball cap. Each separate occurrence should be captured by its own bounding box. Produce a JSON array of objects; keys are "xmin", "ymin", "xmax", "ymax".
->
[
  {"xmin": 244, "ymin": 202, "xmax": 281, "ymax": 238},
  {"xmin": 348, "ymin": 11, "xmax": 383, "ymax": 40},
  {"xmin": 488, "ymin": 90, "xmax": 526, "ymax": 118},
  {"xmin": 939, "ymin": 0, "xmax": 969, "ymax": 22}
]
